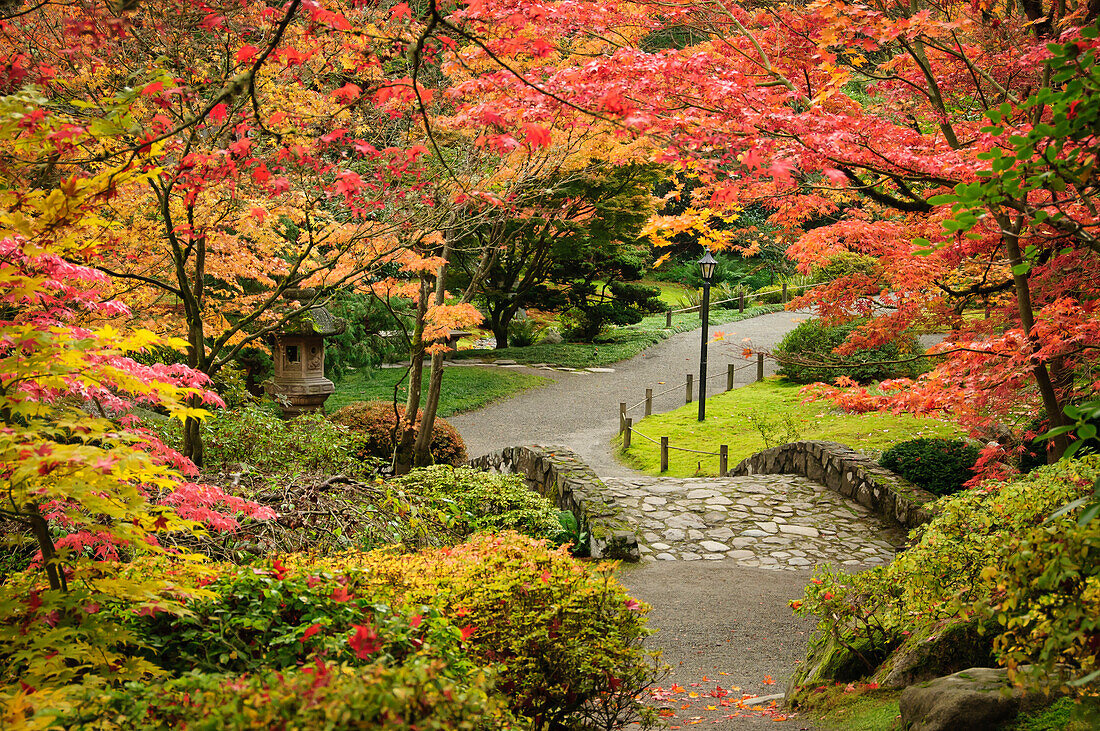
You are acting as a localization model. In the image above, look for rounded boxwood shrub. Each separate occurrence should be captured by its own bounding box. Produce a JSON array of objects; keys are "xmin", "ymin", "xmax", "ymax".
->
[
  {"xmin": 879, "ymin": 437, "xmax": 980, "ymax": 496},
  {"xmin": 774, "ymin": 318, "xmax": 925, "ymax": 384},
  {"xmin": 811, "ymin": 251, "xmax": 881, "ymax": 284},
  {"xmin": 331, "ymin": 401, "xmax": 467, "ymax": 466}
]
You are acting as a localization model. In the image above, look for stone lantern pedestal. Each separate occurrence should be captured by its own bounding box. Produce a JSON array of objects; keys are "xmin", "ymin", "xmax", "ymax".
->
[{"xmin": 265, "ymin": 291, "xmax": 346, "ymax": 417}]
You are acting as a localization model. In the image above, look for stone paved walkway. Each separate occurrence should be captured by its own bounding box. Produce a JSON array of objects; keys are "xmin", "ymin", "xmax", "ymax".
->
[{"xmin": 605, "ymin": 474, "xmax": 904, "ymax": 569}]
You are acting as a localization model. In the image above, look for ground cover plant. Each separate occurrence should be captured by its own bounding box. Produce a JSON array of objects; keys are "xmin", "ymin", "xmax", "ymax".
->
[
  {"xmin": 789, "ymin": 458, "xmax": 1100, "ymax": 698},
  {"xmin": 327, "ymin": 364, "xmax": 547, "ymax": 414},
  {"xmin": 618, "ymin": 379, "xmax": 960, "ymax": 477},
  {"xmin": 453, "ymin": 305, "xmax": 782, "ymax": 368},
  {"xmin": 29, "ymin": 533, "xmax": 660, "ymax": 730}
]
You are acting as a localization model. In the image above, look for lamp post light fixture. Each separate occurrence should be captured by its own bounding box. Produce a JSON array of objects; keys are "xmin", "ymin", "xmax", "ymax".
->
[{"xmin": 697, "ymin": 249, "xmax": 717, "ymax": 421}]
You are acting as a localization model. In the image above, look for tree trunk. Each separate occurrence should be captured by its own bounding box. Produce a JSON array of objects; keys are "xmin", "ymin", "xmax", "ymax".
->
[
  {"xmin": 488, "ymin": 299, "xmax": 523, "ymax": 350},
  {"xmin": 393, "ymin": 276, "xmax": 432, "ymax": 474},
  {"xmin": 413, "ymin": 238, "xmax": 453, "ymax": 467},
  {"xmin": 27, "ymin": 502, "xmax": 66, "ymax": 592},
  {"xmin": 1001, "ymin": 213, "xmax": 1070, "ymax": 461}
]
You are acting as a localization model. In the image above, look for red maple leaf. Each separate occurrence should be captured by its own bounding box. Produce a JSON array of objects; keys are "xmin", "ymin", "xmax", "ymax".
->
[{"xmin": 349, "ymin": 623, "xmax": 381, "ymax": 659}]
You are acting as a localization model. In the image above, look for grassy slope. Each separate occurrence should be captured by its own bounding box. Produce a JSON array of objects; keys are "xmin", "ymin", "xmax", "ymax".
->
[
  {"xmin": 451, "ymin": 304, "xmax": 783, "ymax": 369},
  {"xmin": 328, "ymin": 365, "xmax": 548, "ymax": 416},
  {"xmin": 618, "ymin": 379, "xmax": 961, "ymax": 477}
]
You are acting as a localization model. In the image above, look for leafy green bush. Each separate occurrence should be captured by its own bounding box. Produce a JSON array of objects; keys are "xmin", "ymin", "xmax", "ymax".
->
[
  {"xmin": 507, "ymin": 318, "xmax": 540, "ymax": 347},
  {"xmin": 880, "ymin": 438, "xmax": 980, "ymax": 496},
  {"xmin": 121, "ymin": 533, "xmax": 659, "ymax": 729},
  {"xmin": 157, "ymin": 406, "xmax": 375, "ymax": 477},
  {"xmin": 811, "ymin": 252, "xmax": 880, "ymax": 284},
  {"xmin": 791, "ymin": 458, "xmax": 1100, "ymax": 687},
  {"xmin": 774, "ymin": 318, "xmax": 925, "ymax": 384},
  {"xmin": 391, "ymin": 466, "xmax": 562, "ymax": 541},
  {"xmin": 750, "ymin": 284, "xmax": 786, "ymax": 305},
  {"xmin": 55, "ymin": 660, "xmax": 513, "ymax": 730},
  {"xmin": 978, "ymin": 518, "xmax": 1100, "ymax": 691},
  {"xmin": 331, "ymin": 401, "xmax": 467, "ymax": 466}
]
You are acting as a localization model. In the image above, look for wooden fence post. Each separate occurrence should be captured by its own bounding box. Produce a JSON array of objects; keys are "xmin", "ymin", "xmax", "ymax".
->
[
  {"xmin": 782, "ymin": 282, "xmax": 788, "ymax": 303},
  {"xmin": 727, "ymin": 363, "xmax": 735, "ymax": 391},
  {"xmin": 720, "ymin": 445, "xmax": 728, "ymax": 476},
  {"xmin": 757, "ymin": 353, "xmax": 764, "ymax": 382},
  {"xmin": 623, "ymin": 418, "xmax": 632, "ymax": 449},
  {"xmin": 739, "ymin": 286, "xmax": 745, "ymax": 313},
  {"xmin": 666, "ymin": 310, "xmax": 673, "ymax": 328},
  {"xmin": 645, "ymin": 388, "xmax": 653, "ymax": 416},
  {"xmin": 619, "ymin": 402, "xmax": 627, "ymax": 434},
  {"xmin": 660, "ymin": 437, "xmax": 669, "ymax": 473},
  {"xmin": 686, "ymin": 374, "xmax": 693, "ymax": 403}
]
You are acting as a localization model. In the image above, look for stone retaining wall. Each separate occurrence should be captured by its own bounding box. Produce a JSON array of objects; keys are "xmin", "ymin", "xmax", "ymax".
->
[
  {"xmin": 730, "ymin": 440, "xmax": 937, "ymax": 529},
  {"xmin": 466, "ymin": 446, "xmax": 640, "ymax": 561}
]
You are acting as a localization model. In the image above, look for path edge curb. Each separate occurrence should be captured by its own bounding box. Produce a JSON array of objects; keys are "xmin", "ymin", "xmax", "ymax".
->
[
  {"xmin": 466, "ymin": 445, "xmax": 641, "ymax": 562},
  {"xmin": 730, "ymin": 440, "xmax": 938, "ymax": 529}
]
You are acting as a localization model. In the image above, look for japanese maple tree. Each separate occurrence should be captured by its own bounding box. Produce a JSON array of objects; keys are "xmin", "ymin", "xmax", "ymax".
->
[{"xmin": 438, "ymin": 0, "xmax": 1100, "ymax": 467}]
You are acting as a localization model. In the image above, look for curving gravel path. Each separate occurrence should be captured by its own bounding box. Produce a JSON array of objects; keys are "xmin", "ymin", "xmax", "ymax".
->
[{"xmin": 447, "ymin": 310, "xmax": 857, "ymax": 729}]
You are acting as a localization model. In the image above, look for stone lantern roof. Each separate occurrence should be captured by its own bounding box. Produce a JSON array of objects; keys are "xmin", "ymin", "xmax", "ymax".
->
[{"xmin": 276, "ymin": 288, "xmax": 347, "ymax": 337}]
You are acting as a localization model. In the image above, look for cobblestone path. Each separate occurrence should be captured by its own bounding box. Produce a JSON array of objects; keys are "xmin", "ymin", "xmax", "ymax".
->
[{"xmin": 604, "ymin": 473, "xmax": 904, "ymax": 569}]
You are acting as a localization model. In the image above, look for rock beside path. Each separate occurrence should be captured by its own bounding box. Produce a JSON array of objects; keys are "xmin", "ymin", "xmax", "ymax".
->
[{"xmin": 899, "ymin": 667, "xmax": 1031, "ymax": 731}]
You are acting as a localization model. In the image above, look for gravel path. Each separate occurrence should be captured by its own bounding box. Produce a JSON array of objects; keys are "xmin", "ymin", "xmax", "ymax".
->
[{"xmin": 447, "ymin": 310, "xmax": 855, "ymax": 729}]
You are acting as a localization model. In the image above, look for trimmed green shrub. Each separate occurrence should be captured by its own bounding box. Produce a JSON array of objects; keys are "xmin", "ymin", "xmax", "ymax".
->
[
  {"xmin": 390, "ymin": 466, "xmax": 562, "ymax": 542},
  {"xmin": 811, "ymin": 252, "xmax": 880, "ymax": 284},
  {"xmin": 880, "ymin": 437, "xmax": 980, "ymax": 496},
  {"xmin": 331, "ymin": 401, "xmax": 467, "ymax": 466},
  {"xmin": 774, "ymin": 318, "xmax": 926, "ymax": 384},
  {"xmin": 55, "ymin": 660, "xmax": 514, "ymax": 730}
]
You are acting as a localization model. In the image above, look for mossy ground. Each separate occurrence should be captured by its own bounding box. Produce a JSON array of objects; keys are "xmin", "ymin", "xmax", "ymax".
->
[
  {"xmin": 797, "ymin": 685, "xmax": 902, "ymax": 731},
  {"xmin": 617, "ymin": 379, "xmax": 960, "ymax": 477}
]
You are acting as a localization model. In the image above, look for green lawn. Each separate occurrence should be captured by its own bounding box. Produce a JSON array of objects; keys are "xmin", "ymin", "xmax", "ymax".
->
[
  {"xmin": 638, "ymin": 278, "xmax": 695, "ymax": 308},
  {"xmin": 328, "ymin": 365, "xmax": 548, "ymax": 416},
  {"xmin": 451, "ymin": 304, "xmax": 783, "ymax": 369},
  {"xmin": 618, "ymin": 379, "xmax": 961, "ymax": 477}
]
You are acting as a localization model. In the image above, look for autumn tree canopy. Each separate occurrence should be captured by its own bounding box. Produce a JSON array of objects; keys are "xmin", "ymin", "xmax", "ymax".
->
[{"xmin": 437, "ymin": 0, "xmax": 1100, "ymax": 467}]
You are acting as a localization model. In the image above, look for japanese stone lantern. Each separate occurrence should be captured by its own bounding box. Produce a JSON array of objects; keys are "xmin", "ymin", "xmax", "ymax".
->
[{"xmin": 265, "ymin": 289, "xmax": 346, "ymax": 417}]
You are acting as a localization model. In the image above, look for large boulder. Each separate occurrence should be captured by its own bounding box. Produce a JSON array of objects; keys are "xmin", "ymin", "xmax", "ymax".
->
[
  {"xmin": 874, "ymin": 618, "xmax": 995, "ymax": 689},
  {"xmin": 899, "ymin": 667, "xmax": 1030, "ymax": 731}
]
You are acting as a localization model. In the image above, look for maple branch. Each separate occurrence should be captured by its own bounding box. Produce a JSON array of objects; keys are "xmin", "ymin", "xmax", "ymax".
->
[
  {"xmin": 712, "ymin": 5, "xmax": 799, "ymax": 96},
  {"xmin": 839, "ymin": 168, "xmax": 933, "ymax": 212},
  {"xmin": 935, "ymin": 277, "xmax": 1014, "ymax": 299},
  {"xmin": 426, "ymin": 3, "xmax": 630, "ymax": 131}
]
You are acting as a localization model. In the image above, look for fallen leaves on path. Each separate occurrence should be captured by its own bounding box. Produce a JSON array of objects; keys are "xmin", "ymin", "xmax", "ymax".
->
[{"xmin": 638, "ymin": 672, "xmax": 798, "ymax": 725}]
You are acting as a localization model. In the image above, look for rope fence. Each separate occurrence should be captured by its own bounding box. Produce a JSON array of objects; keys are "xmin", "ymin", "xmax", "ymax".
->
[{"xmin": 618, "ymin": 353, "xmax": 777, "ymax": 475}]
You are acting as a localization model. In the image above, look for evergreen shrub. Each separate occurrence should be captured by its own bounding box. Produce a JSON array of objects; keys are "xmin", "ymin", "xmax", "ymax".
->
[
  {"xmin": 112, "ymin": 533, "xmax": 659, "ymax": 729},
  {"xmin": 774, "ymin": 318, "xmax": 925, "ymax": 384},
  {"xmin": 391, "ymin": 466, "xmax": 562, "ymax": 541},
  {"xmin": 879, "ymin": 437, "xmax": 980, "ymax": 496}
]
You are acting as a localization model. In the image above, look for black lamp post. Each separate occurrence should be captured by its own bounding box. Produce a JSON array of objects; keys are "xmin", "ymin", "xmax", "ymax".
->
[{"xmin": 697, "ymin": 249, "xmax": 717, "ymax": 421}]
